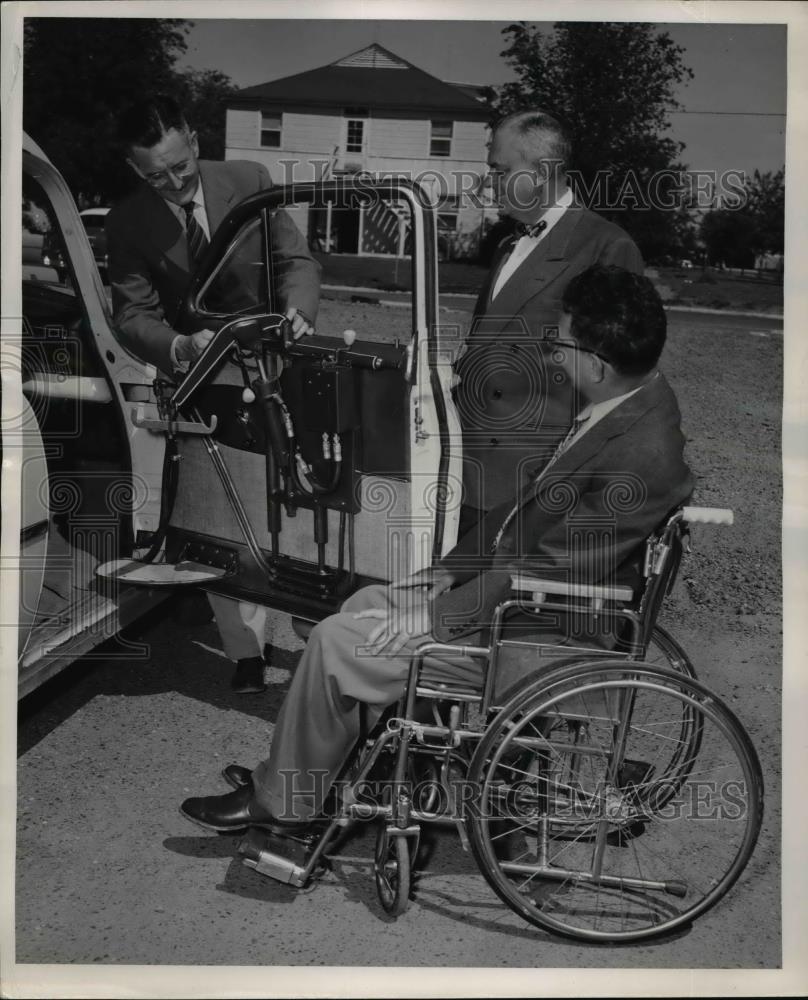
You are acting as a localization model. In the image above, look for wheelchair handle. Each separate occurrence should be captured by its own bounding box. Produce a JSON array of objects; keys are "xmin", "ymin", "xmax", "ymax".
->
[{"xmin": 681, "ymin": 506, "xmax": 734, "ymax": 526}]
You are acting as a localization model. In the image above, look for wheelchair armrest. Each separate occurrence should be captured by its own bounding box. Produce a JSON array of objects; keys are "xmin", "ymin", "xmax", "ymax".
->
[{"xmin": 509, "ymin": 575, "xmax": 635, "ymax": 608}]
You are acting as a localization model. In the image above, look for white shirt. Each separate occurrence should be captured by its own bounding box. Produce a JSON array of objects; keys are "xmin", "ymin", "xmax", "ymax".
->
[
  {"xmin": 561, "ymin": 376, "xmax": 655, "ymax": 453},
  {"xmin": 492, "ymin": 187, "xmax": 574, "ymax": 300},
  {"xmin": 164, "ymin": 179, "xmax": 211, "ymax": 241}
]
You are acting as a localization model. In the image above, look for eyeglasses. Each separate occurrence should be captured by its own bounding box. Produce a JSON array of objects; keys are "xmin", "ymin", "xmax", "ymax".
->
[
  {"xmin": 133, "ymin": 131, "xmax": 197, "ymax": 189},
  {"xmin": 141, "ymin": 158, "xmax": 195, "ymax": 189},
  {"xmin": 549, "ymin": 338, "xmax": 612, "ymax": 365}
]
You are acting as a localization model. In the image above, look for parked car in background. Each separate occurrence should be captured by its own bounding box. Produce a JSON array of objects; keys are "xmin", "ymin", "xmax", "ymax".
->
[
  {"xmin": 79, "ymin": 207, "xmax": 110, "ymax": 283},
  {"xmin": 41, "ymin": 206, "xmax": 110, "ymax": 284}
]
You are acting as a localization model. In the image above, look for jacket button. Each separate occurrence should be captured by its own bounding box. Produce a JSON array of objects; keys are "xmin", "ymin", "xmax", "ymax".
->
[
  {"xmin": 492, "ymin": 389, "xmax": 502, "ymax": 399},
  {"xmin": 490, "ymin": 437, "xmax": 499, "ymax": 446}
]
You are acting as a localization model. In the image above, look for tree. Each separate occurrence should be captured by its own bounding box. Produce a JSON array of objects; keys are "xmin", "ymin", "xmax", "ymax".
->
[
  {"xmin": 699, "ymin": 168, "xmax": 784, "ymax": 267},
  {"xmin": 743, "ymin": 168, "xmax": 784, "ymax": 256},
  {"xmin": 484, "ymin": 22, "xmax": 695, "ymax": 261},
  {"xmin": 174, "ymin": 68, "xmax": 238, "ymax": 161},
  {"xmin": 699, "ymin": 210, "xmax": 758, "ymax": 268},
  {"xmin": 23, "ymin": 18, "xmax": 236, "ymax": 203}
]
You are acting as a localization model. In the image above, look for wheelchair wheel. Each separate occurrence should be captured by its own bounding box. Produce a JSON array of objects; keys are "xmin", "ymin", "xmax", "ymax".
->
[
  {"xmin": 646, "ymin": 624, "xmax": 697, "ymax": 678},
  {"xmin": 374, "ymin": 826, "xmax": 412, "ymax": 917},
  {"xmin": 466, "ymin": 659, "xmax": 763, "ymax": 943},
  {"xmin": 621, "ymin": 626, "xmax": 702, "ymax": 805}
]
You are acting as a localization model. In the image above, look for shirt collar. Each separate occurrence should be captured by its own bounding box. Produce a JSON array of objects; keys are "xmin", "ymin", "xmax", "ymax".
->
[
  {"xmin": 163, "ymin": 177, "xmax": 206, "ymax": 220},
  {"xmin": 575, "ymin": 372, "xmax": 660, "ymax": 426},
  {"xmin": 516, "ymin": 186, "xmax": 573, "ymax": 244}
]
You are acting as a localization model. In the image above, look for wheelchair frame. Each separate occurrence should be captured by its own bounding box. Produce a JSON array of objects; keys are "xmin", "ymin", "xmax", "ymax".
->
[{"xmin": 238, "ymin": 506, "xmax": 764, "ymax": 943}]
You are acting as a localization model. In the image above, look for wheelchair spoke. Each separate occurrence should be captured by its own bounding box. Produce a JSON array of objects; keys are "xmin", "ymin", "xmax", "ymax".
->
[{"xmin": 466, "ymin": 660, "xmax": 763, "ymax": 943}]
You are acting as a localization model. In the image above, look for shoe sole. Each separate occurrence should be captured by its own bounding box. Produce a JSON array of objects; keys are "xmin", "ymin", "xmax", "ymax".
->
[{"xmin": 230, "ymin": 684, "xmax": 267, "ymax": 695}]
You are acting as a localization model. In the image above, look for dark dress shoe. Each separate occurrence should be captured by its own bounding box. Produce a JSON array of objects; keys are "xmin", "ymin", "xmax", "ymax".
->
[
  {"xmin": 222, "ymin": 763, "xmax": 253, "ymax": 789},
  {"xmin": 231, "ymin": 656, "xmax": 266, "ymax": 694},
  {"xmin": 180, "ymin": 783, "xmax": 310, "ymax": 835}
]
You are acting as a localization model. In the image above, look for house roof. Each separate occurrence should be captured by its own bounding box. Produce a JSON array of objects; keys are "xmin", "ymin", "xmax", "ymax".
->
[{"xmin": 232, "ymin": 44, "xmax": 491, "ymax": 120}]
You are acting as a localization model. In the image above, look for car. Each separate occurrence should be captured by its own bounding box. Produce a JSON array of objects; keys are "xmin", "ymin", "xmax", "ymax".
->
[
  {"xmin": 79, "ymin": 206, "xmax": 110, "ymax": 282},
  {"xmin": 41, "ymin": 205, "xmax": 110, "ymax": 284},
  {"xmin": 11, "ymin": 132, "xmax": 460, "ymax": 697}
]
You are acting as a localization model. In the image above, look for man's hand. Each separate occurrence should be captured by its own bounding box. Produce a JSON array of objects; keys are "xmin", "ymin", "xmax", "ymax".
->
[
  {"xmin": 354, "ymin": 604, "xmax": 430, "ymax": 657},
  {"xmin": 174, "ymin": 328, "xmax": 216, "ymax": 365},
  {"xmin": 286, "ymin": 306, "xmax": 315, "ymax": 340},
  {"xmin": 391, "ymin": 566, "xmax": 456, "ymax": 600}
]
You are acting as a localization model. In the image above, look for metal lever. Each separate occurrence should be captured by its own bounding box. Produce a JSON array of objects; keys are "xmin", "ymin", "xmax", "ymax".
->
[{"xmin": 130, "ymin": 403, "xmax": 217, "ymax": 436}]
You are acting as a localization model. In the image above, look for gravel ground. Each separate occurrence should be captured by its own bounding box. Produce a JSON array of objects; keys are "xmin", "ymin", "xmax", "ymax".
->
[{"xmin": 13, "ymin": 305, "xmax": 788, "ymax": 991}]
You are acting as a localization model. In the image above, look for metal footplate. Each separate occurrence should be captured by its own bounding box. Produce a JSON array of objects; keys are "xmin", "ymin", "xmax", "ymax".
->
[{"xmin": 237, "ymin": 828, "xmax": 312, "ymax": 887}]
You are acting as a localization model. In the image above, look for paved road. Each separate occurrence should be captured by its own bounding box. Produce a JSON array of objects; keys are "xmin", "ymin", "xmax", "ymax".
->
[
  {"xmin": 15, "ymin": 601, "xmax": 778, "ymax": 976},
  {"xmin": 13, "ymin": 307, "xmax": 782, "ymax": 987}
]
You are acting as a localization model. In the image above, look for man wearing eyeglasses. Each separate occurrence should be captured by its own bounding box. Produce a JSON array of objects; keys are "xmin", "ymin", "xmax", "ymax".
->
[
  {"xmin": 179, "ymin": 265, "xmax": 694, "ymax": 836},
  {"xmin": 107, "ymin": 94, "xmax": 319, "ymax": 376},
  {"xmin": 106, "ymin": 95, "xmax": 321, "ymax": 694},
  {"xmin": 454, "ymin": 110, "xmax": 643, "ymax": 539}
]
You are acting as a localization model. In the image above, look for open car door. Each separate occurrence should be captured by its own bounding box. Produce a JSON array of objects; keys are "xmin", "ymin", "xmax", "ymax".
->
[{"xmin": 102, "ymin": 180, "xmax": 464, "ymax": 621}]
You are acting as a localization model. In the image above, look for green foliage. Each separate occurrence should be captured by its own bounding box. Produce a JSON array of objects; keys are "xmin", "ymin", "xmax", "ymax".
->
[
  {"xmin": 23, "ymin": 18, "xmax": 236, "ymax": 204},
  {"xmin": 484, "ymin": 22, "xmax": 696, "ymax": 261},
  {"xmin": 700, "ymin": 169, "xmax": 784, "ymax": 266}
]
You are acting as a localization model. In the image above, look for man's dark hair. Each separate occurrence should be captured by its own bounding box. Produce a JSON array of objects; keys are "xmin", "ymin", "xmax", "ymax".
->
[
  {"xmin": 118, "ymin": 95, "xmax": 189, "ymax": 151},
  {"xmin": 561, "ymin": 265, "xmax": 666, "ymax": 375}
]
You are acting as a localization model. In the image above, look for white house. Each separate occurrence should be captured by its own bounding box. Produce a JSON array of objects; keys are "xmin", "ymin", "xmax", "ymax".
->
[{"xmin": 225, "ymin": 44, "xmax": 496, "ymax": 257}]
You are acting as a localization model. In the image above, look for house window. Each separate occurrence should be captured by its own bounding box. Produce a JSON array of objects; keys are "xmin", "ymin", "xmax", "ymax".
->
[
  {"xmin": 261, "ymin": 113, "xmax": 282, "ymax": 148},
  {"xmin": 430, "ymin": 120, "xmax": 453, "ymax": 157},
  {"xmin": 346, "ymin": 120, "xmax": 364, "ymax": 153},
  {"xmin": 344, "ymin": 108, "xmax": 369, "ymax": 154}
]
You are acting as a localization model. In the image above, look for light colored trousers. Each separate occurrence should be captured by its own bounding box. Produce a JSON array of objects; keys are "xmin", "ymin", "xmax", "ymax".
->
[
  {"xmin": 206, "ymin": 594, "xmax": 267, "ymax": 661},
  {"xmin": 250, "ymin": 583, "xmax": 572, "ymax": 822}
]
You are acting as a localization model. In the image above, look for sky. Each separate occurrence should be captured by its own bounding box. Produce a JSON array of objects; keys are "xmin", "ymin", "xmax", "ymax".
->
[{"xmin": 176, "ymin": 18, "xmax": 787, "ymax": 182}]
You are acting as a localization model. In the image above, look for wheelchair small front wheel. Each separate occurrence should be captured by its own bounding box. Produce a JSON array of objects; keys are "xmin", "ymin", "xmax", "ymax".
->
[{"xmin": 374, "ymin": 826, "xmax": 412, "ymax": 917}]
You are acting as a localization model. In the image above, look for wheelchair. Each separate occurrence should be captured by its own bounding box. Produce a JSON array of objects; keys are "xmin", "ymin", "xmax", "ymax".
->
[{"xmin": 237, "ymin": 505, "xmax": 764, "ymax": 944}]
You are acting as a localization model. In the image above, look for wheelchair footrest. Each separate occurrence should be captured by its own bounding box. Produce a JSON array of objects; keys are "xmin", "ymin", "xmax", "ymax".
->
[{"xmin": 237, "ymin": 827, "xmax": 312, "ymax": 887}]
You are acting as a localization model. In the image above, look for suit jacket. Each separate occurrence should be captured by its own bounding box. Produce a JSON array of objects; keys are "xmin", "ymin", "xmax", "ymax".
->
[
  {"xmin": 454, "ymin": 203, "xmax": 643, "ymax": 510},
  {"xmin": 106, "ymin": 159, "xmax": 321, "ymax": 374},
  {"xmin": 432, "ymin": 372, "xmax": 693, "ymax": 644}
]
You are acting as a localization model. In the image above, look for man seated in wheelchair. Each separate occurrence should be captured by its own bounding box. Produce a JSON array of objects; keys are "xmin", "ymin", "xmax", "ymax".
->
[{"xmin": 181, "ymin": 264, "xmax": 694, "ymax": 837}]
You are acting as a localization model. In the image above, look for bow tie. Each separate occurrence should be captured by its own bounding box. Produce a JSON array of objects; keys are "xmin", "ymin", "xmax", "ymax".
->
[{"xmin": 514, "ymin": 219, "xmax": 548, "ymax": 239}]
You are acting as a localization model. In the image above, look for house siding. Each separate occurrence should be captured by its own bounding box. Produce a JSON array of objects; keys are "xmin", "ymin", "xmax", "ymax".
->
[{"xmin": 225, "ymin": 106, "xmax": 496, "ymax": 251}]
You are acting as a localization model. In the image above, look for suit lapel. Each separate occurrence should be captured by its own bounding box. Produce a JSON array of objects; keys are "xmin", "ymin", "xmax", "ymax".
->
[
  {"xmin": 201, "ymin": 161, "xmax": 239, "ymax": 235},
  {"xmin": 513, "ymin": 376, "xmax": 667, "ymax": 514},
  {"xmin": 482, "ymin": 206, "xmax": 587, "ymax": 326},
  {"xmin": 135, "ymin": 183, "xmax": 189, "ymax": 272}
]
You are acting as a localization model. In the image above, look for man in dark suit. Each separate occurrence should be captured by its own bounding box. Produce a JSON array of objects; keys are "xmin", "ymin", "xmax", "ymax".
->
[
  {"xmin": 454, "ymin": 110, "xmax": 644, "ymax": 536},
  {"xmin": 106, "ymin": 95, "xmax": 321, "ymax": 694},
  {"xmin": 179, "ymin": 265, "xmax": 693, "ymax": 834}
]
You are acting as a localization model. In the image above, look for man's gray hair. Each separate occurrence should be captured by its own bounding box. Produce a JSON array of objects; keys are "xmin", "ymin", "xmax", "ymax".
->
[{"xmin": 495, "ymin": 110, "xmax": 570, "ymax": 171}]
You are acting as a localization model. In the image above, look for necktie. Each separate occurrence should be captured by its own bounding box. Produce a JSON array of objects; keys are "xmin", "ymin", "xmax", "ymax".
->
[
  {"xmin": 489, "ymin": 412, "xmax": 591, "ymax": 554},
  {"xmin": 504, "ymin": 218, "xmax": 548, "ymax": 252},
  {"xmin": 514, "ymin": 219, "xmax": 548, "ymax": 239},
  {"xmin": 183, "ymin": 202, "xmax": 209, "ymax": 266}
]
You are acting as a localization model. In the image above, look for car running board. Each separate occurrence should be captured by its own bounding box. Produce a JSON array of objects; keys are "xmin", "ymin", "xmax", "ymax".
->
[{"xmin": 95, "ymin": 559, "xmax": 228, "ymax": 587}]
